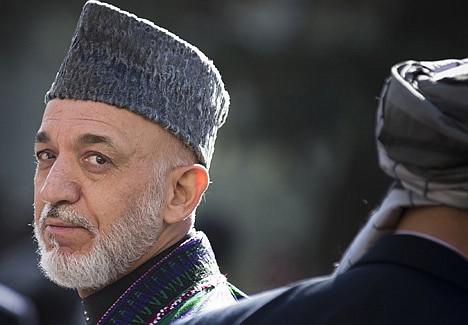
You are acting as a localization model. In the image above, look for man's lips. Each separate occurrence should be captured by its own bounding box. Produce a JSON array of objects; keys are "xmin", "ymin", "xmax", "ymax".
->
[
  {"xmin": 41, "ymin": 217, "xmax": 96, "ymax": 252},
  {"xmin": 44, "ymin": 218, "xmax": 86, "ymax": 234}
]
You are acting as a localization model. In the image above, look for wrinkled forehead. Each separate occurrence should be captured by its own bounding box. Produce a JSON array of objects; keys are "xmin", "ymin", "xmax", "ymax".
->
[
  {"xmin": 42, "ymin": 99, "xmax": 146, "ymax": 128},
  {"xmin": 39, "ymin": 99, "xmax": 173, "ymax": 152}
]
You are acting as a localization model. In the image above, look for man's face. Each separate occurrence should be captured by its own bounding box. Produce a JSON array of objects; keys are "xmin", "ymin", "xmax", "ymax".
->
[{"xmin": 33, "ymin": 99, "xmax": 172, "ymax": 291}]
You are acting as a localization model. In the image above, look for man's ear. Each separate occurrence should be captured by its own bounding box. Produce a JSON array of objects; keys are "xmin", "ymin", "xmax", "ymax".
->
[{"xmin": 163, "ymin": 164, "xmax": 209, "ymax": 224}]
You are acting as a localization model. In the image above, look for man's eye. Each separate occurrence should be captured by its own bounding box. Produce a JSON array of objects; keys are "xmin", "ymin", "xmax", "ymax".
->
[
  {"xmin": 36, "ymin": 151, "xmax": 56, "ymax": 161},
  {"xmin": 84, "ymin": 154, "xmax": 109, "ymax": 166}
]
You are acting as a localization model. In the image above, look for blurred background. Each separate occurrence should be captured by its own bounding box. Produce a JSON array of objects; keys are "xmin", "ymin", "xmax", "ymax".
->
[{"xmin": 1, "ymin": 0, "xmax": 468, "ymax": 323}]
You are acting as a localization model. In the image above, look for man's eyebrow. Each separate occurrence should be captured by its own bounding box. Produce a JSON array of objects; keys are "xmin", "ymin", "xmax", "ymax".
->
[
  {"xmin": 78, "ymin": 133, "xmax": 114, "ymax": 146},
  {"xmin": 35, "ymin": 132, "xmax": 118, "ymax": 150},
  {"xmin": 35, "ymin": 131, "xmax": 50, "ymax": 144}
]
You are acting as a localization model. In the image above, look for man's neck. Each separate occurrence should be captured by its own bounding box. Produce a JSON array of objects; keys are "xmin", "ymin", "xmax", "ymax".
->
[{"xmin": 396, "ymin": 206, "xmax": 468, "ymax": 258}]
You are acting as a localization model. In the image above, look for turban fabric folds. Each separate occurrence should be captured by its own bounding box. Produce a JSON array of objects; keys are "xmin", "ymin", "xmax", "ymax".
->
[{"xmin": 335, "ymin": 59, "xmax": 468, "ymax": 274}]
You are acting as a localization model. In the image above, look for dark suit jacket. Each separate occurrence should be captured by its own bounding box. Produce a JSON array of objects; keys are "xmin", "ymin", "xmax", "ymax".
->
[{"xmin": 174, "ymin": 234, "xmax": 468, "ymax": 325}]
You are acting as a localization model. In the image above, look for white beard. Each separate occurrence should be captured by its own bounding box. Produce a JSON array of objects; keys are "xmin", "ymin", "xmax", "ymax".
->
[{"xmin": 34, "ymin": 179, "xmax": 165, "ymax": 291}]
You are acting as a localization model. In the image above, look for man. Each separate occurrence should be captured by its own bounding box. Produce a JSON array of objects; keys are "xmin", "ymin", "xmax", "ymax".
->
[
  {"xmin": 33, "ymin": 1, "xmax": 245, "ymax": 324},
  {"xmin": 174, "ymin": 58, "xmax": 468, "ymax": 325}
]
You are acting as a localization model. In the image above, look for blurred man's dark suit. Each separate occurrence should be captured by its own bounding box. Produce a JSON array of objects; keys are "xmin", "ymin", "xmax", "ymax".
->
[{"xmin": 175, "ymin": 234, "xmax": 468, "ymax": 325}]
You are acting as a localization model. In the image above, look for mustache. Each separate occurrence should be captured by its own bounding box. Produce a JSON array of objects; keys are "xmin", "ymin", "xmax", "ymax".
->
[{"xmin": 40, "ymin": 204, "xmax": 96, "ymax": 234}]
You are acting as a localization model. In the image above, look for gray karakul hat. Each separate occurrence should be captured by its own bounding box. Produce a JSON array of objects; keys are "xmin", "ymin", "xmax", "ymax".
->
[{"xmin": 45, "ymin": 0, "xmax": 229, "ymax": 169}]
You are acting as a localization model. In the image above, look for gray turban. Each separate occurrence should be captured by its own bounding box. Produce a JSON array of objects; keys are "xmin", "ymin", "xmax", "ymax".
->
[
  {"xmin": 335, "ymin": 58, "xmax": 468, "ymax": 274},
  {"xmin": 45, "ymin": 0, "xmax": 229, "ymax": 169}
]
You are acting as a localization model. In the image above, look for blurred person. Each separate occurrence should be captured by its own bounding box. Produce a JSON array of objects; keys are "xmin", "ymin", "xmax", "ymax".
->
[
  {"xmin": 0, "ymin": 282, "xmax": 39, "ymax": 325},
  {"xmin": 32, "ymin": 1, "xmax": 245, "ymax": 324},
  {"xmin": 0, "ymin": 235, "xmax": 82, "ymax": 325},
  {"xmin": 174, "ymin": 58, "xmax": 468, "ymax": 324}
]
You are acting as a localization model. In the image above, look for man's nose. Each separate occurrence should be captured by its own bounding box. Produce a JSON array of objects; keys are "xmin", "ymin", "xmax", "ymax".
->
[{"xmin": 39, "ymin": 157, "xmax": 80, "ymax": 206}]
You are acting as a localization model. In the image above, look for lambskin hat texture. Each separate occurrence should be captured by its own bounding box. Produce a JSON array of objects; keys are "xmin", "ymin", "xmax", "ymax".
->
[{"xmin": 45, "ymin": 0, "xmax": 229, "ymax": 168}]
